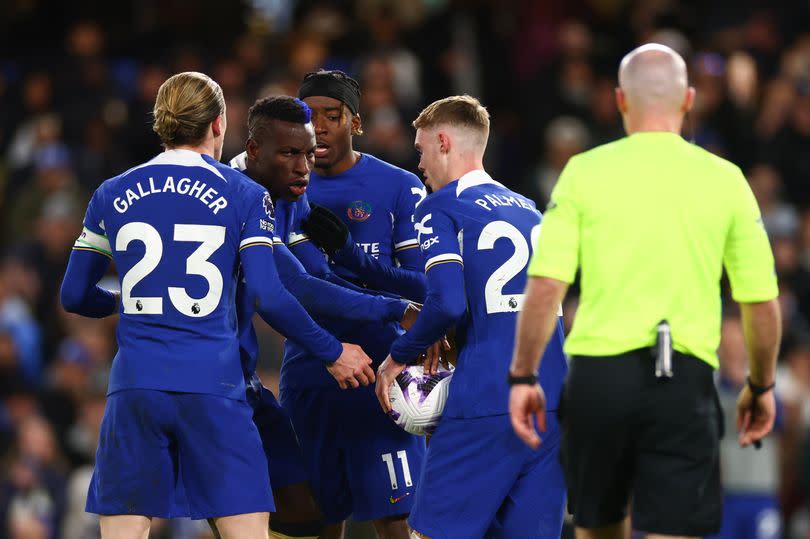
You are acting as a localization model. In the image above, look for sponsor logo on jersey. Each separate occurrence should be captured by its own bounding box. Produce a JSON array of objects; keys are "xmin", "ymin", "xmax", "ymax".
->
[
  {"xmin": 347, "ymin": 200, "xmax": 373, "ymax": 222},
  {"xmin": 421, "ymin": 236, "xmax": 439, "ymax": 250},
  {"xmin": 260, "ymin": 219, "xmax": 274, "ymax": 233},
  {"xmin": 389, "ymin": 492, "xmax": 411, "ymax": 504}
]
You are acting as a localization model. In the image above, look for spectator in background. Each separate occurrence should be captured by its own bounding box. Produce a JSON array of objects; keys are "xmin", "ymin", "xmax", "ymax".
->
[
  {"xmin": 526, "ymin": 115, "xmax": 589, "ymax": 206},
  {"xmin": 1, "ymin": 415, "xmax": 67, "ymax": 539}
]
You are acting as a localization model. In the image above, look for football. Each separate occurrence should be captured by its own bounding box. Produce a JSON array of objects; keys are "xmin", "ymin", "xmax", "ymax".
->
[{"xmin": 387, "ymin": 364, "xmax": 454, "ymax": 436}]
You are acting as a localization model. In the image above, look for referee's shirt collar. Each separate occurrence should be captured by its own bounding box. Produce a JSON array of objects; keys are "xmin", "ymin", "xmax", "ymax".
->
[{"xmin": 456, "ymin": 169, "xmax": 503, "ymax": 196}]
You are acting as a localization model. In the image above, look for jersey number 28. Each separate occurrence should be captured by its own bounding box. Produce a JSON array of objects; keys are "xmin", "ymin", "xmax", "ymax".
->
[{"xmin": 477, "ymin": 220, "xmax": 540, "ymax": 314}]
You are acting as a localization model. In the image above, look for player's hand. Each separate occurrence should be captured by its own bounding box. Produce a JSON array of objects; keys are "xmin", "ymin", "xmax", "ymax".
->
[
  {"xmin": 301, "ymin": 202, "xmax": 350, "ymax": 255},
  {"xmin": 509, "ymin": 382, "xmax": 547, "ymax": 449},
  {"xmin": 422, "ymin": 338, "xmax": 451, "ymax": 375},
  {"xmin": 400, "ymin": 303, "xmax": 421, "ymax": 330},
  {"xmin": 327, "ymin": 343, "xmax": 376, "ymax": 389},
  {"xmin": 736, "ymin": 384, "xmax": 776, "ymax": 448},
  {"xmin": 375, "ymin": 354, "xmax": 407, "ymax": 412}
]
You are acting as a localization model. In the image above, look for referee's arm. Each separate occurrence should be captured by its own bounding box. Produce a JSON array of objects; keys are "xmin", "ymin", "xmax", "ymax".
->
[
  {"xmin": 725, "ymin": 172, "xmax": 782, "ymax": 447},
  {"xmin": 509, "ymin": 167, "xmax": 580, "ymax": 449},
  {"xmin": 510, "ymin": 276, "xmax": 569, "ymax": 448}
]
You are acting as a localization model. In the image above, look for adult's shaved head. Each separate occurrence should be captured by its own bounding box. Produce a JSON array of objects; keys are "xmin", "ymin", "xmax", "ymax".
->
[{"xmin": 619, "ymin": 43, "xmax": 689, "ymax": 113}]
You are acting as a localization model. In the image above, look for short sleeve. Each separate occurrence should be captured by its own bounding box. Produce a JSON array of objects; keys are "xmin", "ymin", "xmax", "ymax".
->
[
  {"xmin": 724, "ymin": 174, "xmax": 779, "ymax": 302},
  {"xmin": 73, "ymin": 187, "xmax": 111, "ymax": 258},
  {"xmin": 239, "ymin": 189, "xmax": 277, "ymax": 252},
  {"xmin": 527, "ymin": 157, "xmax": 582, "ymax": 282},
  {"xmin": 415, "ymin": 197, "xmax": 462, "ymax": 273}
]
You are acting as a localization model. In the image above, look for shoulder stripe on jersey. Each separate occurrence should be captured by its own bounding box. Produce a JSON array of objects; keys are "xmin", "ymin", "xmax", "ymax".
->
[
  {"xmin": 72, "ymin": 246, "xmax": 113, "ymax": 259},
  {"xmin": 394, "ymin": 239, "xmax": 419, "ymax": 251},
  {"xmin": 272, "ymin": 237, "xmax": 284, "ymax": 244},
  {"xmin": 424, "ymin": 253, "xmax": 463, "ymax": 272},
  {"xmin": 74, "ymin": 227, "xmax": 111, "ymax": 256},
  {"xmin": 239, "ymin": 236, "xmax": 274, "ymax": 251}
]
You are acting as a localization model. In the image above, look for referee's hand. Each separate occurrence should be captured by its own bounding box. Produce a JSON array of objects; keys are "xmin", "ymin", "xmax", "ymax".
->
[
  {"xmin": 736, "ymin": 385, "xmax": 776, "ymax": 448},
  {"xmin": 509, "ymin": 383, "xmax": 547, "ymax": 449}
]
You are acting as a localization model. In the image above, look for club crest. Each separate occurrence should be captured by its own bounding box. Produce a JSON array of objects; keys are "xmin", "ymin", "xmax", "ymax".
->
[{"xmin": 347, "ymin": 200, "xmax": 373, "ymax": 222}]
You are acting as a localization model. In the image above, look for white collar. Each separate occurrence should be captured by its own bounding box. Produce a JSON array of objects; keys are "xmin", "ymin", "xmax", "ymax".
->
[{"xmin": 456, "ymin": 169, "xmax": 502, "ymax": 196}]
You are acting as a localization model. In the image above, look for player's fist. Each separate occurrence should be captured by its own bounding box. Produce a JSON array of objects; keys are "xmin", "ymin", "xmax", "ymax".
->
[
  {"xmin": 301, "ymin": 202, "xmax": 350, "ymax": 255},
  {"xmin": 327, "ymin": 343, "xmax": 376, "ymax": 389}
]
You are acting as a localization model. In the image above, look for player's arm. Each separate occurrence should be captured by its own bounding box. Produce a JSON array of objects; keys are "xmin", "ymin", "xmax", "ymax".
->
[
  {"xmin": 377, "ymin": 204, "xmax": 465, "ymax": 411},
  {"xmin": 289, "ymin": 228, "xmax": 408, "ymax": 300},
  {"xmin": 301, "ymin": 203, "xmax": 427, "ymax": 302},
  {"xmin": 60, "ymin": 190, "xmax": 119, "ymax": 318},
  {"xmin": 240, "ymin": 190, "xmax": 376, "ymax": 388},
  {"xmin": 274, "ymin": 240, "xmax": 411, "ymax": 324}
]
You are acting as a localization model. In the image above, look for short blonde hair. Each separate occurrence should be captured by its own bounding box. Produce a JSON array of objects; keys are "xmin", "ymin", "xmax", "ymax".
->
[
  {"xmin": 413, "ymin": 95, "xmax": 490, "ymax": 143},
  {"xmin": 152, "ymin": 72, "xmax": 225, "ymax": 147}
]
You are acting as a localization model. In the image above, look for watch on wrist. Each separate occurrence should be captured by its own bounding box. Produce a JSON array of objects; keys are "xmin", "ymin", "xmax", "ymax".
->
[
  {"xmin": 746, "ymin": 376, "xmax": 775, "ymax": 396},
  {"xmin": 507, "ymin": 373, "xmax": 537, "ymax": 386}
]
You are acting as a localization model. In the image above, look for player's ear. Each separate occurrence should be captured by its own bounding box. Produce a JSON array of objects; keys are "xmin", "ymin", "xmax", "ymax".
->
[
  {"xmin": 212, "ymin": 114, "xmax": 224, "ymax": 138},
  {"xmin": 351, "ymin": 113, "xmax": 363, "ymax": 136},
  {"xmin": 438, "ymin": 131, "xmax": 451, "ymax": 154},
  {"xmin": 246, "ymin": 138, "xmax": 260, "ymax": 161}
]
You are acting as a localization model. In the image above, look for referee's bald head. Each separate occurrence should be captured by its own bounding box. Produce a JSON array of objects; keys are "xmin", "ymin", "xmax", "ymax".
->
[{"xmin": 618, "ymin": 43, "xmax": 691, "ymax": 114}]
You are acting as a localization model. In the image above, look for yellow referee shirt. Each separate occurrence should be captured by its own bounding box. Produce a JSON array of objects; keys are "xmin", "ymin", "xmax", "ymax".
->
[{"xmin": 528, "ymin": 132, "xmax": 778, "ymax": 368}]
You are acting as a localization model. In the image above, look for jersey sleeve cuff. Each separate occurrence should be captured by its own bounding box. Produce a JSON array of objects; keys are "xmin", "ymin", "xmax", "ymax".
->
[{"xmin": 319, "ymin": 338, "xmax": 343, "ymax": 364}]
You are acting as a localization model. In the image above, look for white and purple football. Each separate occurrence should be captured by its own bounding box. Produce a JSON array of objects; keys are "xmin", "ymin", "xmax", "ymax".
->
[{"xmin": 387, "ymin": 364, "xmax": 453, "ymax": 436}]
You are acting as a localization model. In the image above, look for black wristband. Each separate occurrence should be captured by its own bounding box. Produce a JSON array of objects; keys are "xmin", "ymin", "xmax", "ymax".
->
[
  {"xmin": 747, "ymin": 376, "xmax": 775, "ymax": 396},
  {"xmin": 507, "ymin": 373, "xmax": 537, "ymax": 386}
]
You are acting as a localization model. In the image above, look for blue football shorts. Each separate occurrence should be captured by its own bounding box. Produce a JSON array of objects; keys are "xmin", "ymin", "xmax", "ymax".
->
[
  {"xmin": 247, "ymin": 382, "xmax": 309, "ymax": 489},
  {"xmin": 409, "ymin": 412, "xmax": 566, "ymax": 539},
  {"xmin": 86, "ymin": 389, "xmax": 274, "ymax": 519},
  {"xmin": 282, "ymin": 383, "xmax": 426, "ymax": 523}
]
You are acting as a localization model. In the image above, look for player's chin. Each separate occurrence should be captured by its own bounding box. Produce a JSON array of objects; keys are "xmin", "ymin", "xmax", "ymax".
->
[{"xmin": 282, "ymin": 190, "xmax": 303, "ymax": 202}]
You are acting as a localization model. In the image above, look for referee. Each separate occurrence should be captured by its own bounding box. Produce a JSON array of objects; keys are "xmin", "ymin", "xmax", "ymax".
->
[{"xmin": 508, "ymin": 43, "xmax": 781, "ymax": 539}]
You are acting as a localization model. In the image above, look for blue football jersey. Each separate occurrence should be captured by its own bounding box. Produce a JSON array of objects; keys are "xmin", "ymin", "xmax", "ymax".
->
[
  {"xmin": 79, "ymin": 149, "xmax": 277, "ymax": 399},
  {"xmin": 392, "ymin": 170, "xmax": 568, "ymax": 418},
  {"xmin": 307, "ymin": 153, "xmax": 426, "ymax": 277}
]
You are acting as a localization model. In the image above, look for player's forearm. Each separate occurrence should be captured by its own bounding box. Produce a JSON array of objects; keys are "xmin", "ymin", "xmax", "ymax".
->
[
  {"xmin": 242, "ymin": 247, "xmax": 342, "ymax": 363},
  {"xmin": 510, "ymin": 276, "xmax": 568, "ymax": 376},
  {"xmin": 276, "ymin": 244, "xmax": 408, "ymax": 323},
  {"xmin": 390, "ymin": 264, "xmax": 465, "ymax": 363},
  {"xmin": 333, "ymin": 241, "xmax": 427, "ymax": 302},
  {"xmin": 740, "ymin": 299, "xmax": 781, "ymax": 386},
  {"xmin": 60, "ymin": 251, "xmax": 118, "ymax": 318}
]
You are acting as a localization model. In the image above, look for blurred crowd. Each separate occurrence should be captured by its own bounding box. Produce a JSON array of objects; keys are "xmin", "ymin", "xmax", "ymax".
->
[{"xmin": 0, "ymin": 0, "xmax": 809, "ymax": 537}]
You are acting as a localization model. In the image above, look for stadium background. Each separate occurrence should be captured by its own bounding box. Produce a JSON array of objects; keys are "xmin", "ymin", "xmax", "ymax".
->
[{"xmin": 0, "ymin": 0, "xmax": 809, "ymax": 537}]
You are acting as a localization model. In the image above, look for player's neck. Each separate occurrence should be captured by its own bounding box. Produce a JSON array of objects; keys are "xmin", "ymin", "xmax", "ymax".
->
[
  {"xmin": 315, "ymin": 150, "xmax": 361, "ymax": 177},
  {"xmin": 447, "ymin": 159, "xmax": 486, "ymax": 184},
  {"xmin": 170, "ymin": 140, "xmax": 218, "ymax": 160}
]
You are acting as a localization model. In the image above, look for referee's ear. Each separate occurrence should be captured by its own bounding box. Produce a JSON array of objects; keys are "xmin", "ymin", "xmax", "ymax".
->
[
  {"xmin": 615, "ymin": 87, "xmax": 628, "ymax": 114},
  {"xmin": 681, "ymin": 87, "xmax": 696, "ymax": 113}
]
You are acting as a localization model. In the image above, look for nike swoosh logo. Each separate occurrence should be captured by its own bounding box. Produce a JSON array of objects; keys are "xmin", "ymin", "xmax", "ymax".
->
[{"xmin": 389, "ymin": 492, "xmax": 411, "ymax": 504}]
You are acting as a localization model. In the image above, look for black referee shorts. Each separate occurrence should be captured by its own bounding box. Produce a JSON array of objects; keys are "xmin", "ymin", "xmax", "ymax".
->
[{"xmin": 559, "ymin": 349, "xmax": 723, "ymax": 536}]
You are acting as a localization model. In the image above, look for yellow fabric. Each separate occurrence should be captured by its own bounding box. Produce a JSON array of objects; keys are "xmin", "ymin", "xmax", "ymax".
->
[{"xmin": 529, "ymin": 132, "xmax": 778, "ymax": 367}]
